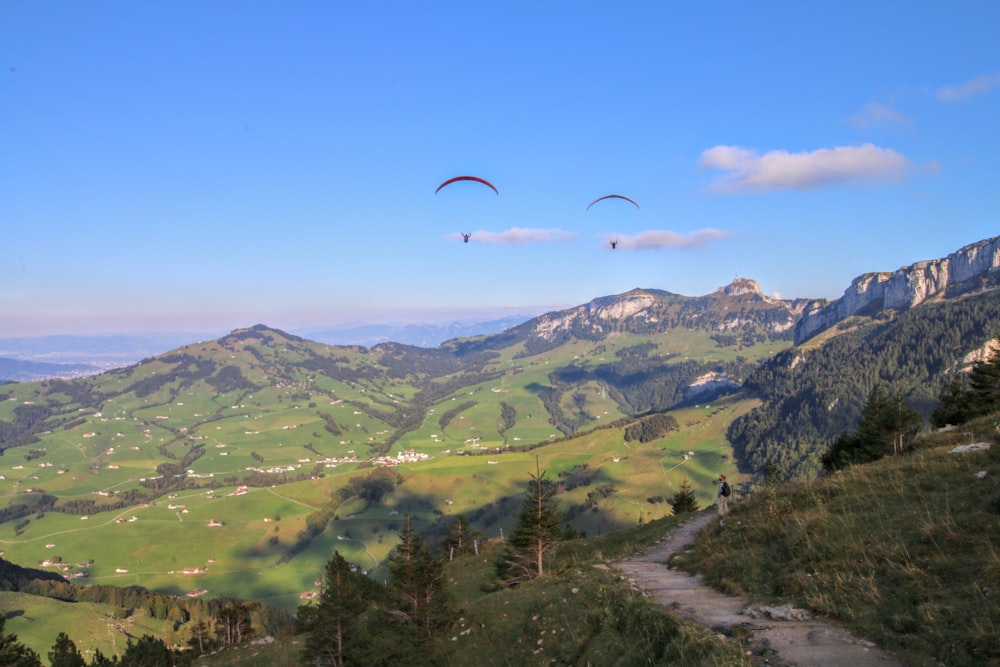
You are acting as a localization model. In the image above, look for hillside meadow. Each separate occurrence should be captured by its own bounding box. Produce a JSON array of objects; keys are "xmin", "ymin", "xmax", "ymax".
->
[{"xmin": 1, "ymin": 376, "xmax": 751, "ymax": 619}]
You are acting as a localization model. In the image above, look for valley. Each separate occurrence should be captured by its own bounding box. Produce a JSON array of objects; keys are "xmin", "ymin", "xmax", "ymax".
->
[
  {"xmin": 2, "ymin": 242, "xmax": 999, "ymax": 661},
  {"xmin": 0, "ymin": 322, "xmax": 770, "ymax": 621}
]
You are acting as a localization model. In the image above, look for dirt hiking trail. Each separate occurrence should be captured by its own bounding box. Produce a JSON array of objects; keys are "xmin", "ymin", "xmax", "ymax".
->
[{"xmin": 608, "ymin": 512, "xmax": 905, "ymax": 666}]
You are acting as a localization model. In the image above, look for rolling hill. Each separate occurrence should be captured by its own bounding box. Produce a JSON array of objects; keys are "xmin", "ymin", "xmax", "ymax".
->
[{"xmin": 1, "ymin": 235, "xmax": 999, "ymax": 660}]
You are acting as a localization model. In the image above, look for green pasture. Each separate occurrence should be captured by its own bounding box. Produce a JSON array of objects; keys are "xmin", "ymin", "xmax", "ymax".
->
[
  {"xmin": 0, "ymin": 333, "xmax": 761, "ymax": 620},
  {"xmin": 0, "ymin": 591, "xmax": 172, "ymax": 661}
]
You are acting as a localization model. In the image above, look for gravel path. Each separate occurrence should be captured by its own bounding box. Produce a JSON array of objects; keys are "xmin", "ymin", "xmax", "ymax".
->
[{"xmin": 607, "ymin": 512, "xmax": 905, "ymax": 666}]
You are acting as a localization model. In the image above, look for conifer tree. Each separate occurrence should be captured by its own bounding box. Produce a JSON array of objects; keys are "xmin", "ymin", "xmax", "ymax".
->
[
  {"xmin": 496, "ymin": 459, "xmax": 564, "ymax": 584},
  {"xmin": 965, "ymin": 340, "xmax": 1000, "ymax": 416},
  {"xmin": 822, "ymin": 384, "xmax": 921, "ymax": 470},
  {"xmin": 87, "ymin": 648, "xmax": 116, "ymax": 667},
  {"xmin": 931, "ymin": 377, "xmax": 974, "ymax": 427},
  {"xmin": 386, "ymin": 513, "xmax": 449, "ymax": 644},
  {"xmin": 441, "ymin": 515, "xmax": 479, "ymax": 559},
  {"xmin": 119, "ymin": 634, "xmax": 188, "ymax": 666},
  {"xmin": 668, "ymin": 478, "xmax": 700, "ymax": 515},
  {"xmin": 299, "ymin": 551, "xmax": 375, "ymax": 666},
  {"xmin": 47, "ymin": 632, "xmax": 85, "ymax": 667},
  {"xmin": 932, "ymin": 340, "xmax": 1000, "ymax": 426}
]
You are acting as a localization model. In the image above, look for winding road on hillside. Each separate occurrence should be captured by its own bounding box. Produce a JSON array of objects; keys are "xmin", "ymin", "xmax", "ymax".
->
[{"xmin": 608, "ymin": 512, "xmax": 904, "ymax": 666}]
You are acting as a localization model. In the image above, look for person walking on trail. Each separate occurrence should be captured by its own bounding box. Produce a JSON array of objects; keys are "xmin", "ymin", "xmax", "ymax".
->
[{"xmin": 717, "ymin": 474, "xmax": 730, "ymax": 517}]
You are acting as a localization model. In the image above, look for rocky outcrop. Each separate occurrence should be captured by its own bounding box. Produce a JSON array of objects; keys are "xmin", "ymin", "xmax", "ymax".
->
[
  {"xmin": 519, "ymin": 279, "xmax": 806, "ymax": 348},
  {"xmin": 682, "ymin": 371, "xmax": 740, "ymax": 402},
  {"xmin": 794, "ymin": 236, "xmax": 1000, "ymax": 344}
]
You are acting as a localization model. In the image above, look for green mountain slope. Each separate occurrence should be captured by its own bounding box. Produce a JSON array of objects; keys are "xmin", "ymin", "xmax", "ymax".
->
[
  {"xmin": 729, "ymin": 288, "xmax": 1000, "ymax": 478},
  {"xmin": 2, "ymin": 268, "xmax": 999, "ymax": 662}
]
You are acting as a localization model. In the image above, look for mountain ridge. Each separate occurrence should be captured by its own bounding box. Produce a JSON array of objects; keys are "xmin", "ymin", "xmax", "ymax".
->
[
  {"xmin": 793, "ymin": 235, "xmax": 1000, "ymax": 343},
  {"xmin": 5, "ymin": 236, "xmax": 1000, "ymax": 382}
]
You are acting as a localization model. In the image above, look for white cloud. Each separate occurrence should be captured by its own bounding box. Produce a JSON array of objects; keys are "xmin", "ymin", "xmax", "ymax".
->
[
  {"xmin": 608, "ymin": 228, "xmax": 734, "ymax": 250},
  {"xmin": 848, "ymin": 102, "xmax": 912, "ymax": 130},
  {"xmin": 453, "ymin": 228, "xmax": 576, "ymax": 245},
  {"xmin": 936, "ymin": 72, "xmax": 1000, "ymax": 102},
  {"xmin": 699, "ymin": 143, "xmax": 910, "ymax": 192}
]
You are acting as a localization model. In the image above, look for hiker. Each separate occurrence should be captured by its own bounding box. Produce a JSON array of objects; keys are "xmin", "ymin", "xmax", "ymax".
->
[{"xmin": 717, "ymin": 474, "xmax": 730, "ymax": 517}]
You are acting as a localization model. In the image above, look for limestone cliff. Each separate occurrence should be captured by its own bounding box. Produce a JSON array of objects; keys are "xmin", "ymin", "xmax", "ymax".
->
[
  {"xmin": 793, "ymin": 236, "xmax": 1000, "ymax": 344},
  {"xmin": 518, "ymin": 278, "xmax": 807, "ymax": 348}
]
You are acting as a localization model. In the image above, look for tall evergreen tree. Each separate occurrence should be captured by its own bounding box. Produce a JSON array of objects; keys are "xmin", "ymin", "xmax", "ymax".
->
[
  {"xmin": 440, "ymin": 515, "xmax": 479, "ymax": 559},
  {"xmin": 87, "ymin": 648, "xmax": 117, "ymax": 667},
  {"xmin": 931, "ymin": 377, "xmax": 974, "ymax": 427},
  {"xmin": 48, "ymin": 632, "xmax": 85, "ymax": 667},
  {"xmin": 932, "ymin": 340, "xmax": 1000, "ymax": 426},
  {"xmin": 668, "ymin": 478, "xmax": 700, "ymax": 515},
  {"xmin": 822, "ymin": 384, "xmax": 922, "ymax": 470},
  {"xmin": 298, "ymin": 551, "xmax": 374, "ymax": 666},
  {"xmin": 965, "ymin": 340, "xmax": 1000, "ymax": 416},
  {"xmin": 119, "ymin": 634, "xmax": 189, "ymax": 666},
  {"xmin": 386, "ymin": 514, "xmax": 449, "ymax": 644},
  {"xmin": 496, "ymin": 460, "xmax": 564, "ymax": 584}
]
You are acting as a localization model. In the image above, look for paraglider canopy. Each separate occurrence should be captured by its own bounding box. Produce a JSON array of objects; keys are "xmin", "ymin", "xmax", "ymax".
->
[
  {"xmin": 586, "ymin": 194, "xmax": 639, "ymax": 210},
  {"xmin": 435, "ymin": 175, "xmax": 499, "ymax": 195}
]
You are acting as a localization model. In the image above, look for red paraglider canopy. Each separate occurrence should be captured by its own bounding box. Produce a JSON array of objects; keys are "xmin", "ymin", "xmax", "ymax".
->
[
  {"xmin": 435, "ymin": 175, "xmax": 499, "ymax": 195},
  {"xmin": 586, "ymin": 194, "xmax": 639, "ymax": 210}
]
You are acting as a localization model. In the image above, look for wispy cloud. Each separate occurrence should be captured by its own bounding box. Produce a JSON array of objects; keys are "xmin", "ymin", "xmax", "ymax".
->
[
  {"xmin": 848, "ymin": 102, "xmax": 912, "ymax": 130},
  {"xmin": 606, "ymin": 228, "xmax": 734, "ymax": 250},
  {"xmin": 699, "ymin": 143, "xmax": 910, "ymax": 192},
  {"xmin": 936, "ymin": 72, "xmax": 1000, "ymax": 102},
  {"xmin": 453, "ymin": 228, "xmax": 577, "ymax": 245}
]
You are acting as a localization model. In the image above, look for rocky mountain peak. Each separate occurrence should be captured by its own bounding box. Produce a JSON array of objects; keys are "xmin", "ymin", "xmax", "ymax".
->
[{"xmin": 717, "ymin": 278, "xmax": 763, "ymax": 297}]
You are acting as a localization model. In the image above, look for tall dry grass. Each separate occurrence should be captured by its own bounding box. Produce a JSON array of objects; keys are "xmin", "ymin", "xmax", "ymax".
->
[{"xmin": 677, "ymin": 414, "xmax": 1000, "ymax": 666}]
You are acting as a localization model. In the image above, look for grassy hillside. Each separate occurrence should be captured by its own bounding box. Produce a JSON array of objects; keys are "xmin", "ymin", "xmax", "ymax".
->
[
  {"xmin": 5, "ymin": 415, "xmax": 997, "ymax": 665},
  {"xmin": 0, "ymin": 591, "xmax": 174, "ymax": 661},
  {"xmin": 0, "ymin": 322, "xmax": 757, "ymax": 623},
  {"xmin": 2, "ymin": 288, "xmax": 998, "ymax": 662},
  {"xmin": 681, "ymin": 413, "xmax": 1000, "ymax": 666},
  {"xmin": 196, "ymin": 413, "xmax": 999, "ymax": 667},
  {"xmin": 0, "ymin": 393, "xmax": 749, "ymax": 619},
  {"xmin": 186, "ymin": 514, "xmax": 749, "ymax": 667}
]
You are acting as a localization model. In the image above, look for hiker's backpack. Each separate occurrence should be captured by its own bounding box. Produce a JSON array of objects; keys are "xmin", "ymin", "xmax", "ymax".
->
[{"xmin": 721, "ymin": 481, "xmax": 731, "ymax": 497}]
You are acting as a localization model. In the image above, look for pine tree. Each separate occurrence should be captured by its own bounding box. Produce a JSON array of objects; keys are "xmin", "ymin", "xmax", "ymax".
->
[
  {"xmin": 119, "ymin": 634, "xmax": 188, "ymax": 666},
  {"xmin": 965, "ymin": 340, "xmax": 1000, "ymax": 416},
  {"xmin": 87, "ymin": 648, "xmax": 117, "ymax": 667},
  {"xmin": 47, "ymin": 632, "xmax": 85, "ymax": 667},
  {"xmin": 299, "ymin": 551, "xmax": 375, "ymax": 666},
  {"xmin": 931, "ymin": 377, "xmax": 973, "ymax": 427},
  {"xmin": 496, "ymin": 460, "xmax": 564, "ymax": 584},
  {"xmin": 932, "ymin": 339, "xmax": 1000, "ymax": 426},
  {"xmin": 668, "ymin": 478, "xmax": 700, "ymax": 515},
  {"xmin": 386, "ymin": 514, "xmax": 449, "ymax": 644},
  {"xmin": 440, "ymin": 515, "xmax": 479, "ymax": 559},
  {"xmin": 823, "ymin": 384, "xmax": 921, "ymax": 470}
]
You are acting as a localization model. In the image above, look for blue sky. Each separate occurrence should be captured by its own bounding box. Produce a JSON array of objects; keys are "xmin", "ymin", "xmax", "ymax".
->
[{"xmin": 3, "ymin": 2, "xmax": 998, "ymax": 336}]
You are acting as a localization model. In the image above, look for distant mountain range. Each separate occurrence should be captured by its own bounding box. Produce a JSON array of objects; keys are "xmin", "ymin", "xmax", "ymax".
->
[
  {"xmin": 3, "ymin": 235, "xmax": 998, "ymax": 383},
  {"xmin": 0, "ymin": 316, "xmax": 535, "ymax": 382}
]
